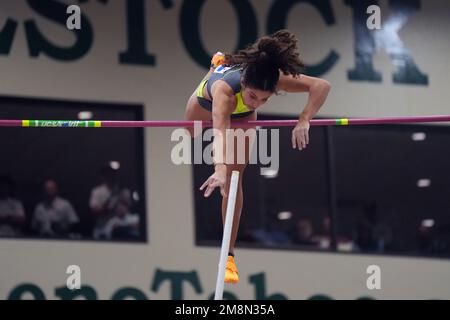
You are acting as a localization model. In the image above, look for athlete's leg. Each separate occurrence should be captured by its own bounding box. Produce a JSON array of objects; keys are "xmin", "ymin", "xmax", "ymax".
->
[
  {"xmin": 184, "ymin": 52, "xmax": 226, "ymax": 136},
  {"xmin": 222, "ymin": 111, "xmax": 257, "ymax": 253},
  {"xmin": 221, "ymin": 111, "xmax": 257, "ymax": 283},
  {"xmin": 184, "ymin": 92, "xmax": 213, "ymax": 137}
]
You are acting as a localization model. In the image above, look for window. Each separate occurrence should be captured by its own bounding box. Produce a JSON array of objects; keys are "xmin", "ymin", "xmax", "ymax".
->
[
  {"xmin": 0, "ymin": 96, "xmax": 146, "ymax": 242},
  {"xmin": 334, "ymin": 125, "xmax": 450, "ymax": 257},
  {"xmin": 193, "ymin": 113, "xmax": 450, "ymax": 259}
]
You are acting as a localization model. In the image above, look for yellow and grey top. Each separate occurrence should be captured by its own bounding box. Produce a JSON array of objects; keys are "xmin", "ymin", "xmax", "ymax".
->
[{"xmin": 196, "ymin": 65, "xmax": 254, "ymax": 119}]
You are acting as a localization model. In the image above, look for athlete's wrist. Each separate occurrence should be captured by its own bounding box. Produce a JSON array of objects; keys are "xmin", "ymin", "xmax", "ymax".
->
[{"xmin": 214, "ymin": 163, "xmax": 227, "ymax": 171}]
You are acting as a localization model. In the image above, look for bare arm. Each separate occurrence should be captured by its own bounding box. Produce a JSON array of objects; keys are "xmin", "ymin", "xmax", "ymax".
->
[
  {"xmin": 211, "ymin": 81, "xmax": 235, "ymax": 166},
  {"xmin": 277, "ymin": 73, "xmax": 331, "ymax": 121},
  {"xmin": 277, "ymin": 73, "xmax": 331, "ymax": 150},
  {"xmin": 199, "ymin": 81, "xmax": 236, "ymax": 197}
]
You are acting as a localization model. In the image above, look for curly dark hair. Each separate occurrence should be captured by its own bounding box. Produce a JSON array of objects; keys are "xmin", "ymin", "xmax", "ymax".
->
[{"xmin": 224, "ymin": 30, "xmax": 305, "ymax": 92}]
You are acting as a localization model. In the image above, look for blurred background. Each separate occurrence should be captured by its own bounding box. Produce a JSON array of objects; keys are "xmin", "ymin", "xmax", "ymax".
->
[{"xmin": 0, "ymin": 0, "xmax": 449, "ymax": 299}]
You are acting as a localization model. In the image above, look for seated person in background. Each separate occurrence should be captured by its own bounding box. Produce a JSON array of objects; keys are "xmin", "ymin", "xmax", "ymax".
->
[
  {"xmin": 97, "ymin": 199, "xmax": 140, "ymax": 240},
  {"xmin": 0, "ymin": 175, "xmax": 26, "ymax": 237},
  {"xmin": 31, "ymin": 179, "xmax": 79, "ymax": 237},
  {"xmin": 311, "ymin": 216, "xmax": 332, "ymax": 249},
  {"xmin": 90, "ymin": 165, "xmax": 131, "ymax": 239},
  {"xmin": 354, "ymin": 203, "xmax": 391, "ymax": 252},
  {"xmin": 292, "ymin": 218, "xmax": 318, "ymax": 246},
  {"xmin": 312, "ymin": 216, "xmax": 354, "ymax": 251}
]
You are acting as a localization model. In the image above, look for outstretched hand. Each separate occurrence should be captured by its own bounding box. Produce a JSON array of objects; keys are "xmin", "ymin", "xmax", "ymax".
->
[
  {"xmin": 292, "ymin": 118, "xmax": 310, "ymax": 150},
  {"xmin": 200, "ymin": 168, "xmax": 227, "ymax": 198}
]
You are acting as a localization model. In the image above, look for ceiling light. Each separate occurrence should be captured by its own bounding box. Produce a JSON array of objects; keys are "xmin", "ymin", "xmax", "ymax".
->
[
  {"xmin": 278, "ymin": 211, "xmax": 292, "ymax": 220},
  {"xmin": 78, "ymin": 111, "xmax": 93, "ymax": 120},
  {"xmin": 412, "ymin": 132, "xmax": 426, "ymax": 141},
  {"xmin": 417, "ymin": 179, "xmax": 431, "ymax": 188}
]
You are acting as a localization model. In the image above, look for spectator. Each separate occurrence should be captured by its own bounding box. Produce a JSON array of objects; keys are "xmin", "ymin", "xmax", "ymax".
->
[
  {"xmin": 312, "ymin": 216, "xmax": 354, "ymax": 251},
  {"xmin": 98, "ymin": 199, "xmax": 140, "ymax": 240},
  {"xmin": 0, "ymin": 175, "xmax": 25, "ymax": 237},
  {"xmin": 31, "ymin": 179, "xmax": 79, "ymax": 237},
  {"xmin": 312, "ymin": 216, "xmax": 332, "ymax": 249},
  {"xmin": 354, "ymin": 203, "xmax": 392, "ymax": 252},
  {"xmin": 292, "ymin": 218, "xmax": 317, "ymax": 246},
  {"xmin": 90, "ymin": 164, "xmax": 131, "ymax": 239}
]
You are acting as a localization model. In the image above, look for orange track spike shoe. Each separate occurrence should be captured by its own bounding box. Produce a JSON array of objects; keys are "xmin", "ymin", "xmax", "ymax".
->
[
  {"xmin": 211, "ymin": 52, "xmax": 226, "ymax": 69},
  {"xmin": 225, "ymin": 256, "xmax": 239, "ymax": 284}
]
